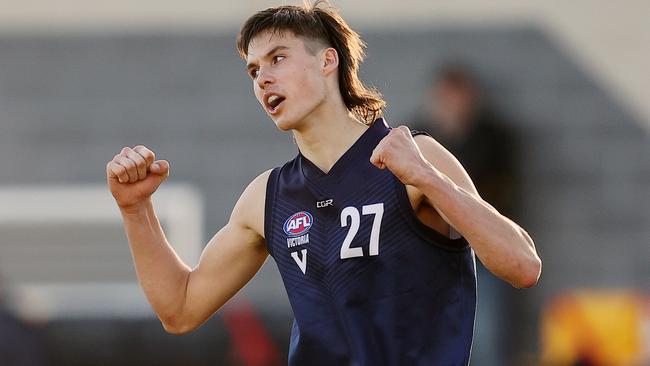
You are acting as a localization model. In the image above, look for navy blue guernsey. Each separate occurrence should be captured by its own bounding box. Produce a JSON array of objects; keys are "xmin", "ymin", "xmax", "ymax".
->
[{"xmin": 264, "ymin": 118, "xmax": 476, "ymax": 366}]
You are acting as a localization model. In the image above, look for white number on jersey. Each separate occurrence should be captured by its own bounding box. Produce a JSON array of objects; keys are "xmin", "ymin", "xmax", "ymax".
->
[{"xmin": 340, "ymin": 203, "xmax": 384, "ymax": 259}]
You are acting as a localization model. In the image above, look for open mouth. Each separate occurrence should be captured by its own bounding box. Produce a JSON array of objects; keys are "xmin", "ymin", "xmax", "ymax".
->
[{"xmin": 265, "ymin": 94, "xmax": 286, "ymax": 114}]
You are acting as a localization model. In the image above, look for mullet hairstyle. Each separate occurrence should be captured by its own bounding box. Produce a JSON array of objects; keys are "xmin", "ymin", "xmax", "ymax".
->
[{"xmin": 236, "ymin": 0, "xmax": 386, "ymax": 125}]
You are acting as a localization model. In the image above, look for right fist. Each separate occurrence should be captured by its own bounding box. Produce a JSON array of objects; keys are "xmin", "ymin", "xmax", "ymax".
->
[{"xmin": 106, "ymin": 145, "xmax": 170, "ymax": 209}]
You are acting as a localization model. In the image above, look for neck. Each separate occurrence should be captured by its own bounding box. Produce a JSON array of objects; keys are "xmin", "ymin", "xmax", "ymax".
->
[{"xmin": 293, "ymin": 101, "xmax": 369, "ymax": 174}]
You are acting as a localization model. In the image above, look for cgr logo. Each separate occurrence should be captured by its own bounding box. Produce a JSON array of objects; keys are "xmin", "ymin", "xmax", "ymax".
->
[
  {"xmin": 316, "ymin": 199, "xmax": 333, "ymax": 208},
  {"xmin": 283, "ymin": 211, "xmax": 313, "ymax": 237}
]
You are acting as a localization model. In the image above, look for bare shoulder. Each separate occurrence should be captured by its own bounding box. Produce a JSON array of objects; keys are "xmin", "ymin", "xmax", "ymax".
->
[
  {"xmin": 229, "ymin": 169, "xmax": 273, "ymax": 239},
  {"xmin": 412, "ymin": 134, "xmax": 479, "ymax": 196}
]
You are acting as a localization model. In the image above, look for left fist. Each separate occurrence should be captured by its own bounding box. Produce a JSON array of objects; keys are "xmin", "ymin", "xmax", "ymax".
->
[{"xmin": 370, "ymin": 125, "xmax": 431, "ymax": 186}]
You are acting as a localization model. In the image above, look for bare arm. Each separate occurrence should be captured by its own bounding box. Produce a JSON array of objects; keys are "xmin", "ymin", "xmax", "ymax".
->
[
  {"xmin": 370, "ymin": 127, "xmax": 541, "ymax": 288},
  {"xmin": 107, "ymin": 146, "xmax": 270, "ymax": 334}
]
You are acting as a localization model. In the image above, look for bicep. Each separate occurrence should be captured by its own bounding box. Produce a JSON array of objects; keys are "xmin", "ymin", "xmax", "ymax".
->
[
  {"xmin": 184, "ymin": 221, "xmax": 268, "ymax": 323},
  {"xmin": 414, "ymin": 134, "xmax": 480, "ymax": 197},
  {"xmin": 413, "ymin": 134, "xmax": 482, "ymax": 226},
  {"xmin": 180, "ymin": 169, "xmax": 271, "ymax": 327}
]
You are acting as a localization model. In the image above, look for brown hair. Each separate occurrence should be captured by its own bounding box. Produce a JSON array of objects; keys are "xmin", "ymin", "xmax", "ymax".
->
[{"xmin": 236, "ymin": 0, "xmax": 385, "ymax": 124}]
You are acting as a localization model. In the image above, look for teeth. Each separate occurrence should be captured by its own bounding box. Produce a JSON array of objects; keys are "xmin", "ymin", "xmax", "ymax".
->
[{"xmin": 268, "ymin": 95, "xmax": 280, "ymax": 106}]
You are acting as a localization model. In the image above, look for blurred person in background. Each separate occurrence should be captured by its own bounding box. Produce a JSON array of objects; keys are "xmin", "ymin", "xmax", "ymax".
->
[
  {"xmin": 0, "ymin": 275, "xmax": 48, "ymax": 366},
  {"xmin": 413, "ymin": 63, "xmax": 522, "ymax": 365},
  {"xmin": 413, "ymin": 63, "xmax": 519, "ymax": 218},
  {"xmin": 106, "ymin": 3, "xmax": 540, "ymax": 365}
]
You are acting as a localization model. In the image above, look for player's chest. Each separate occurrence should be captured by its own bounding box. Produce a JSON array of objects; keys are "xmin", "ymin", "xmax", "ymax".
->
[{"xmin": 270, "ymin": 175, "xmax": 403, "ymax": 277}]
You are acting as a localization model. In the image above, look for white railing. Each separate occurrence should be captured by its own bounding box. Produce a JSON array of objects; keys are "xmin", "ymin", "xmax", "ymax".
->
[{"xmin": 0, "ymin": 184, "xmax": 203, "ymax": 319}]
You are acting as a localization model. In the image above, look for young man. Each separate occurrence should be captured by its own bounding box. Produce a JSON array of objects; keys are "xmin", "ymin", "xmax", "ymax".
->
[{"xmin": 106, "ymin": 3, "xmax": 541, "ymax": 365}]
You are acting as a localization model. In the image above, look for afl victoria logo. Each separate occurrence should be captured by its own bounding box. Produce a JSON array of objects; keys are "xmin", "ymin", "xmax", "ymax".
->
[{"xmin": 283, "ymin": 211, "xmax": 313, "ymax": 237}]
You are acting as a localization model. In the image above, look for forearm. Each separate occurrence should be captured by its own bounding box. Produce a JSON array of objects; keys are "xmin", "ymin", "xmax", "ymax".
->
[
  {"xmin": 120, "ymin": 198, "xmax": 191, "ymax": 320},
  {"xmin": 413, "ymin": 165, "xmax": 541, "ymax": 288}
]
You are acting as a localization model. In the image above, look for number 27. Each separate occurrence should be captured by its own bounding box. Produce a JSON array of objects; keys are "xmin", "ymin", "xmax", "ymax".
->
[{"xmin": 340, "ymin": 203, "xmax": 384, "ymax": 259}]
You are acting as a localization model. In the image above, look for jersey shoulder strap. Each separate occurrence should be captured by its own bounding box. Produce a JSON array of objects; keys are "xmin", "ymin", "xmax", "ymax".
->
[{"xmin": 410, "ymin": 128, "xmax": 432, "ymax": 138}]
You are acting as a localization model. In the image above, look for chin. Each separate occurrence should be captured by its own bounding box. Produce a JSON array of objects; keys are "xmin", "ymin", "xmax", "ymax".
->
[{"xmin": 272, "ymin": 115, "xmax": 301, "ymax": 131}]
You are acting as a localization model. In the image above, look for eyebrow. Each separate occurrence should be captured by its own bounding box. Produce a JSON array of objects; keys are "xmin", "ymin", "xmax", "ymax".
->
[{"xmin": 246, "ymin": 45, "xmax": 289, "ymax": 72}]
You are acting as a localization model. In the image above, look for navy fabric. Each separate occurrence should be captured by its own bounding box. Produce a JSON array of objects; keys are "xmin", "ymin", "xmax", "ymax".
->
[{"xmin": 265, "ymin": 119, "xmax": 476, "ymax": 366}]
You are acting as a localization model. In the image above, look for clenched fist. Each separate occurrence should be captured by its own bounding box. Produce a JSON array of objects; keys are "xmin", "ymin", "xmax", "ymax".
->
[
  {"xmin": 106, "ymin": 145, "xmax": 169, "ymax": 209},
  {"xmin": 370, "ymin": 126, "xmax": 431, "ymax": 186}
]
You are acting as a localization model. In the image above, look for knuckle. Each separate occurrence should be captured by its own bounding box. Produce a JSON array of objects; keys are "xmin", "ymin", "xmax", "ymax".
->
[
  {"xmin": 129, "ymin": 151, "xmax": 145, "ymax": 163},
  {"xmin": 121, "ymin": 158, "xmax": 136, "ymax": 169},
  {"xmin": 110, "ymin": 164, "xmax": 125, "ymax": 177},
  {"xmin": 134, "ymin": 146, "xmax": 155, "ymax": 162}
]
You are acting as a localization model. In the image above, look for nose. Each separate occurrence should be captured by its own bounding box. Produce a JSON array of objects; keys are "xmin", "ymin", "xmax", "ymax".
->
[{"xmin": 256, "ymin": 66, "xmax": 274, "ymax": 90}]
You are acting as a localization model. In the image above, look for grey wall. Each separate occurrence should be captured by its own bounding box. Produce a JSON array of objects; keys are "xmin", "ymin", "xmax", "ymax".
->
[{"xmin": 0, "ymin": 26, "xmax": 648, "ymax": 360}]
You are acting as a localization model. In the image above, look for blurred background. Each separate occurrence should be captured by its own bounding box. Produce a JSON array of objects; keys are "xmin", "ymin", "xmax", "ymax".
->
[{"xmin": 0, "ymin": 1, "xmax": 648, "ymax": 365}]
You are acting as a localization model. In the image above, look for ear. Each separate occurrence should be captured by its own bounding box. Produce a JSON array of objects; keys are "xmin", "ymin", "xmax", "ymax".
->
[{"xmin": 322, "ymin": 47, "xmax": 339, "ymax": 76}]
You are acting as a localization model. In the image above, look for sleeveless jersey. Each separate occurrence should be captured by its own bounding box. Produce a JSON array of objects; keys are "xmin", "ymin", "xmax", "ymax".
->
[{"xmin": 264, "ymin": 118, "xmax": 476, "ymax": 366}]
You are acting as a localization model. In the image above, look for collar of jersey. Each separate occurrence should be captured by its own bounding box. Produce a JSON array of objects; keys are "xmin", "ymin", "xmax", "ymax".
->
[{"xmin": 298, "ymin": 118, "xmax": 390, "ymax": 182}]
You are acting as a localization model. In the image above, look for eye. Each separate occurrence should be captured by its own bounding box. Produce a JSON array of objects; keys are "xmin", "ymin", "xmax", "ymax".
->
[
  {"xmin": 272, "ymin": 55, "xmax": 285, "ymax": 64},
  {"xmin": 249, "ymin": 68, "xmax": 259, "ymax": 79}
]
